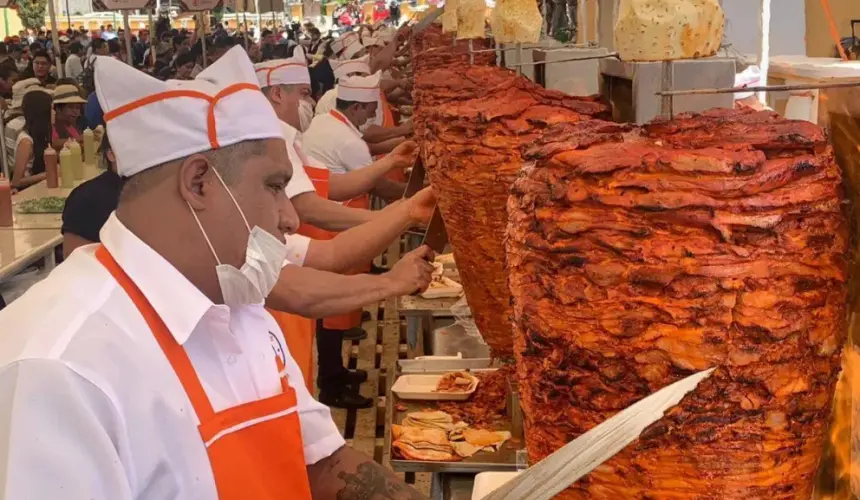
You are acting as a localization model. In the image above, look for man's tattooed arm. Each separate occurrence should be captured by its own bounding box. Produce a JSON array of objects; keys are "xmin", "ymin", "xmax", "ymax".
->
[{"xmin": 307, "ymin": 446, "xmax": 426, "ymax": 500}]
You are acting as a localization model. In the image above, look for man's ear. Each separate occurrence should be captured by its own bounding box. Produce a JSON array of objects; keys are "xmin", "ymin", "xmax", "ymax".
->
[{"xmin": 178, "ymin": 154, "xmax": 212, "ymax": 210}]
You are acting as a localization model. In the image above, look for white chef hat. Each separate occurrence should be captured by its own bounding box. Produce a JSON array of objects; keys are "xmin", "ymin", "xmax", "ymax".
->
[
  {"xmin": 96, "ymin": 46, "xmax": 281, "ymax": 177},
  {"xmin": 255, "ymin": 46, "xmax": 310, "ymax": 88},
  {"xmin": 337, "ymin": 71, "xmax": 381, "ymax": 103},
  {"xmin": 362, "ymin": 35, "xmax": 386, "ymax": 49},
  {"xmin": 734, "ymin": 65, "xmax": 762, "ymax": 100},
  {"xmin": 332, "ymin": 55, "xmax": 371, "ymax": 80},
  {"xmin": 341, "ymin": 33, "xmax": 365, "ymax": 60},
  {"xmin": 331, "ymin": 31, "xmax": 359, "ymax": 56}
]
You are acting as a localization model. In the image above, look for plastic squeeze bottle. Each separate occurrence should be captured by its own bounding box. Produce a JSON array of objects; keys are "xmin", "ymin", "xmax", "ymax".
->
[
  {"xmin": 45, "ymin": 148, "xmax": 59, "ymax": 188},
  {"xmin": 83, "ymin": 128, "xmax": 95, "ymax": 166},
  {"xmin": 59, "ymin": 146, "xmax": 74, "ymax": 188},
  {"xmin": 0, "ymin": 177, "xmax": 12, "ymax": 227},
  {"xmin": 68, "ymin": 141, "xmax": 83, "ymax": 180}
]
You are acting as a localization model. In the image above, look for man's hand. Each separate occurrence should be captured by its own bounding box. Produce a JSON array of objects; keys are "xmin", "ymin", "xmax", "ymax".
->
[
  {"xmin": 407, "ymin": 187, "xmax": 436, "ymax": 226},
  {"xmin": 395, "ymin": 121, "xmax": 414, "ymax": 137},
  {"xmin": 385, "ymin": 245, "xmax": 435, "ymax": 296},
  {"xmin": 388, "ymin": 139, "xmax": 417, "ymax": 169}
]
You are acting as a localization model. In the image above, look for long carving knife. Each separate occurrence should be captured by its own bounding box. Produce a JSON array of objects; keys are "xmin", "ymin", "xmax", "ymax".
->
[
  {"xmin": 403, "ymin": 155, "xmax": 426, "ymax": 199},
  {"xmin": 421, "ymin": 206, "xmax": 448, "ymax": 254},
  {"xmin": 482, "ymin": 368, "xmax": 715, "ymax": 500},
  {"xmin": 411, "ymin": 6, "xmax": 445, "ymax": 36}
]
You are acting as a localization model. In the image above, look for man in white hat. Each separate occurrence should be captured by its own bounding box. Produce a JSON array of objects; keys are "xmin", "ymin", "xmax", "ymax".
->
[
  {"xmin": 315, "ymin": 56, "xmax": 411, "ymax": 156},
  {"xmin": 254, "ymin": 50, "xmax": 436, "ymax": 408},
  {"xmin": 303, "ymin": 71, "xmax": 404, "ymax": 199},
  {"xmin": 0, "ymin": 46, "xmax": 429, "ymax": 499}
]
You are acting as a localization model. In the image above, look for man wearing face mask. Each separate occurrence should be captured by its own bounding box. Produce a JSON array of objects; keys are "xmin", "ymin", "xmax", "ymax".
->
[
  {"xmin": 0, "ymin": 47, "xmax": 430, "ymax": 499},
  {"xmin": 303, "ymin": 71, "xmax": 405, "ymax": 201},
  {"xmin": 254, "ymin": 52, "xmax": 436, "ymax": 406},
  {"xmin": 315, "ymin": 56, "xmax": 412, "ymax": 157},
  {"xmin": 256, "ymin": 51, "xmax": 411, "ymax": 215}
]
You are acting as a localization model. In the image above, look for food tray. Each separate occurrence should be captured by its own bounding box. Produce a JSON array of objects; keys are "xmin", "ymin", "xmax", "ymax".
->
[
  {"xmin": 391, "ymin": 373, "xmax": 478, "ymax": 401},
  {"xmin": 471, "ymin": 472, "xmax": 520, "ymax": 500}
]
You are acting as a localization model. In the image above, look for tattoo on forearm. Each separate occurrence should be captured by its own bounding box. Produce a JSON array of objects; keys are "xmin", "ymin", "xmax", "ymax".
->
[{"xmin": 336, "ymin": 462, "xmax": 425, "ymax": 500}]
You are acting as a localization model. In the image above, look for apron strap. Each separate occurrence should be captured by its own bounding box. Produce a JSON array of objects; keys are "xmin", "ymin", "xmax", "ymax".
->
[{"xmin": 95, "ymin": 245, "xmax": 217, "ymax": 421}]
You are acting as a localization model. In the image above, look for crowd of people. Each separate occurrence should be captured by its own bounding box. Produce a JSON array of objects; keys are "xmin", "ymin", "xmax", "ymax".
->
[{"xmin": 0, "ymin": 12, "xmax": 442, "ymax": 497}]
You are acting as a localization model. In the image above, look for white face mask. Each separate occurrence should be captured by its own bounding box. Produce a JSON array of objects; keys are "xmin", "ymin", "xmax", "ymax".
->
[
  {"xmin": 188, "ymin": 167, "xmax": 287, "ymax": 307},
  {"xmin": 298, "ymin": 99, "xmax": 315, "ymax": 132}
]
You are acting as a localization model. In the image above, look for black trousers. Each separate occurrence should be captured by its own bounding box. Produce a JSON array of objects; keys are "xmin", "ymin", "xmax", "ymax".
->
[{"xmin": 316, "ymin": 320, "xmax": 348, "ymax": 393}]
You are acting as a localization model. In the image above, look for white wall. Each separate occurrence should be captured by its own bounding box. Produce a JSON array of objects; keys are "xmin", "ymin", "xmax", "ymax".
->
[{"xmin": 721, "ymin": 0, "xmax": 806, "ymax": 56}]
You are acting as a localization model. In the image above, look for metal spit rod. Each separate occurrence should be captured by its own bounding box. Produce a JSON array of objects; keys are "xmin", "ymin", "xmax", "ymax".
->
[
  {"xmin": 516, "ymin": 43, "xmax": 523, "ymax": 76},
  {"xmin": 506, "ymin": 52, "xmax": 619, "ymax": 68},
  {"xmin": 468, "ymin": 39, "xmax": 474, "ymax": 65},
  {"xmin": 466, "ymin": 42, "xmax": 598, "ymax": 55},
  {"xmin": 655, "ymin": 80, "xmax": 860, "ymax": 96}
]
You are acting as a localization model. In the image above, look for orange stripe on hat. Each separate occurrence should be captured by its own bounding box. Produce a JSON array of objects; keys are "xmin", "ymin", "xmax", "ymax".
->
[{"xmin": 104, "ymin": 83, "xmax": 261, "ymax": 150}]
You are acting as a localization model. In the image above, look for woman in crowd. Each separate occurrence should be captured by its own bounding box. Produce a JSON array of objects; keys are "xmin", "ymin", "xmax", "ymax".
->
[
  {"xmin": 10, "ymin": 89, "xmax": 51, "ymax": 190},
  {"xmin": 51, "ymin": 83, "xmax": 86, "ymax": 150}
]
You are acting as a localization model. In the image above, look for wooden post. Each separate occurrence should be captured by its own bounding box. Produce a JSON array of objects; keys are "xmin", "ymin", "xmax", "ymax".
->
[
  {"xmin": 200, "ymin": 12, "xmax": 208, "ymax": 67},
  {"xmin": 148, "ymin": 9, "xmax": 156, "ymax": 66},
  {"xmin": 255, "ymin": 0, "xmax": 262, "ymax": 39},
  {"xmin": 47, "ymin": 0, "xmax": 64, "ymax": 78},
  {"xmin": 123, "ymin": 10, "xmax": 134, "ymax": 66},
  {"xmin": 757, "ymin": 0, "xmax": 771, "ymax": 105}
]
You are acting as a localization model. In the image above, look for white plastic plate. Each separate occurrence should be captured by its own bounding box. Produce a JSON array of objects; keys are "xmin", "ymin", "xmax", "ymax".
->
[
  {"xmin": 471, "ymin": 472, "xmax": 521, "ymax": 500},
  {"xmin": 391, "ymin": 373, "xmax": 479, "ymax": 401}
]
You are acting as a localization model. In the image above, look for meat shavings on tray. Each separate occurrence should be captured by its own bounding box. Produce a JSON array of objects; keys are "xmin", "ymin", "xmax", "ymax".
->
[
  {"xmin": 434, "ymin": 371, "xmax": 477, "ymax": 393},
  {"xmin": 437, "ymin": 366, "xmax": 512, "ymax": 429}
]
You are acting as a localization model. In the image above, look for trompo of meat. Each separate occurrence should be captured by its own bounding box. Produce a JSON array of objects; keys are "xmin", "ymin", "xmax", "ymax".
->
[
  {"xmin": 419, "ymin": 64, "xmax": 609, "ymax": 357},
  {"xmin": 506, "ymin": 109, "xmax": 848, "ymax": 499}
]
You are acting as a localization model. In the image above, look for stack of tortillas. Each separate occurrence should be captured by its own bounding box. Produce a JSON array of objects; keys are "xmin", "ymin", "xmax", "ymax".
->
[
  {"xmin": 614, "ymin": 0, "xmax": 724, "ymax": 61},
  {"xmin": 489, "ymin": 0, "xmax": 542, "ymax": 43},
  {"xmin": 456, "ymin": 0, "xmax": 488, "ymax": 39}
]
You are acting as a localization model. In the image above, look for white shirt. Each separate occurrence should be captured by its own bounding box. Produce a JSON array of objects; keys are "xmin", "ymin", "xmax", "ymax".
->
[
  {"xmin": 302, "ymin": 111, "xmax": 372, "ymax": 175},
  {"xmin": 64, "ymin": 53, "xmax": 84, "ymax": 81},
  {"xmin": 315, "ymin": 88, "xmax": 338, "ymax": 116},
  {"xmin": 0, "ymin": 214, "xmax": 344, "ymax": 499},
  {"xmin": 282, "ymin": 120, "xmax": 318, "ymax": 266}
]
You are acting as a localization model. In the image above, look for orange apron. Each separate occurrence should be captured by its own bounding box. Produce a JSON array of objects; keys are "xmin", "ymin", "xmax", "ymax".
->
[
  {"xmin": 377, "ymin": 93, "xmax": 405, "ymax": 183},
  {"xmin": 270, "ymin": 143, "xmax": 338, "ymax": 391},
  {"xmin": 95, "ymin": 245, "xmax": 313, "ymax": 500},
  {"xmin": 322, "ymin": 110, "xmax": 372, "ymax": 331}
]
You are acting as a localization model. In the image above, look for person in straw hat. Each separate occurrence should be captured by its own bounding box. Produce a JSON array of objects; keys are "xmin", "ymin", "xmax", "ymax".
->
[
  {"xmin": 51, "ymin": 82, "xmax": 87, "ymax": 150},
  {"xmin": 254, "ymin": 48, "xmax": 436, "ymax": 408},
  {"xmin": 0, "ymin": 45, "xmax": 429, "ymax": 499}
]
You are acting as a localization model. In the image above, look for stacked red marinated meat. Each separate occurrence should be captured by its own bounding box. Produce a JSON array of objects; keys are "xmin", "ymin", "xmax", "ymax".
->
[
  {"xmin": 506, "ymin": 108, "xmax": 848, "ymax": 498},
  {"xmin": 411, "ymin": 25, "xmax": 496, "ymax": 153},
  {"xmin": 422, "ymin": 65, "xmax": 609, "ymax": 357}
]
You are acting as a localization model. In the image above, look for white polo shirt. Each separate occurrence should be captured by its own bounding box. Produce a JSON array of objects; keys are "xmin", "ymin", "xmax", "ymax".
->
[
  {"xmin": 282, "ymin": 120, "xmax": 320, "ymax": 266},
  {"xmin": 302, "ymin": 110, "xmax": 373, "ymax": 175},
  {"xmin": 0, "ymin": 214, "xmax": 345, "ymax": 499},
  {"xmin": 315, "ymin": 88, "xmax": 338, "ymax": 116},
  {"xmin": 283, "ymin": 121, "xmax": 316, "ymax": 200}
]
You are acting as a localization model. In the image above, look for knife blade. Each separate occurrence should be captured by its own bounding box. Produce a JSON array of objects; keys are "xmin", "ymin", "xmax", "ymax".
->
[
  {"xmin": 403, "ymin": 155, "xmax": 426, "ymax": 199},
  {"xmin": 421, "ymin": 205, "xmax": 448, "ymax": 254},
  {"xmin": 482, "ymin": 368, "xmax": 715, "ymax": 500},
  {"xmin": 411, "ymin": 6, "xmax": 445, "ymax": 36}
]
